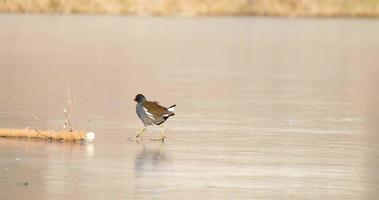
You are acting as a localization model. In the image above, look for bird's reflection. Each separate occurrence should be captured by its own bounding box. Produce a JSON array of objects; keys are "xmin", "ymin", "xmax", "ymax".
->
[
  {"xmin": 133, "ymin": 143, "xmax": 172, "ymax": 197},
  {"xmin": 134, "ymin": 143, "xmax": 168, "ymax": 175}
]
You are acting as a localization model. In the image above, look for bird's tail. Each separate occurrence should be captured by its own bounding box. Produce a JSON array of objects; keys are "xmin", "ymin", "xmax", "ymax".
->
[{"xmin": 167, "ymin": 104, "xmax": 176, "ymax": 115}]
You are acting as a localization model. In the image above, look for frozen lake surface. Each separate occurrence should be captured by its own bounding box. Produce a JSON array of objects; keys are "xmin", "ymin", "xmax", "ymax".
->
[{"xmin": 0, "ymin": 15, "xmax": 378, "ymax": 199}]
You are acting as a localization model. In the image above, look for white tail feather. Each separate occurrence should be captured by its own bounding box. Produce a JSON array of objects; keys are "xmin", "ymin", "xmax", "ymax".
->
[{"xmin": 167, "ymin": 105, "xmax": 176, "ymax": 112}]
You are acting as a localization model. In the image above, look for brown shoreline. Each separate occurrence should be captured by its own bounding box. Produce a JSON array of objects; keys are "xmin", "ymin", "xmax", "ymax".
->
[{"xmin": 1, "ymin": 0, "xmax": 379, "ymax": 18}]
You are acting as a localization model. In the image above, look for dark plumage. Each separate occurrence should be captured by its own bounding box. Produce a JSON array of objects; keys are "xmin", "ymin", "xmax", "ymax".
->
[{"xmin": 133, "ymin": 94, "xmax": 175, "ymax": 142}]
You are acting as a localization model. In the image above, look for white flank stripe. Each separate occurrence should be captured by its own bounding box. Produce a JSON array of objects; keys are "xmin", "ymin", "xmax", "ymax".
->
[
  {"xmin": 143, "ymin": 107, "xmax": 155, "ymax": 120},
  {"xmin": 168, "ymin": 107, "xmax": 175, "ymax": 112}
]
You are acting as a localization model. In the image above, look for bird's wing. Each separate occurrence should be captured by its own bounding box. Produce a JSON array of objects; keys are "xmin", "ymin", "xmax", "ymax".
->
[{"xmin": 143, "ymin": 101, "xmax": 169, "ymax": 117}]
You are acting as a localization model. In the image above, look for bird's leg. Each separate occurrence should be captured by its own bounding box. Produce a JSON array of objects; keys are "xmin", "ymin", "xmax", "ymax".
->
[
  {"xmin": 135, "ymin": 127, "xmax": 146, "ymax": 142},
  {"xmin": 150, "ymin": 125, "xmax": 166, "ymax": 142},
  {"xmin": 160, "ymin": 125, "xmax": 166, "ymax": 141}
]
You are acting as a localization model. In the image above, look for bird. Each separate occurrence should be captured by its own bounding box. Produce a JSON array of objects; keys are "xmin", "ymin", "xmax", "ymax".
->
[{"xmin": 134, "ymin": 94, "xmax": 175, "ymax": 142}]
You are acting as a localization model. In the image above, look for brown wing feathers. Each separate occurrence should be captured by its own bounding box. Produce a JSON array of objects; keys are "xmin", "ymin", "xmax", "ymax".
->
[{"xmin": 143, "ymin": 101, "xmax": 172, "ymax": 117}]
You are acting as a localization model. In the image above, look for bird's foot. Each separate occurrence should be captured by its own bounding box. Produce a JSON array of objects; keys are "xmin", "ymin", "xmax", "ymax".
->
[
  {"xmin": 135, "ymin": 135, "xmax": 143, "ymax": 143},
  {"xmin": 150, "ymin": 136, "xmax": 166, "ymax": 143}
]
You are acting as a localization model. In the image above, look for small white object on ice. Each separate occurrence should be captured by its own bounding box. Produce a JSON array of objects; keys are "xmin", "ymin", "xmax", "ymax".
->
[{"xmin": 85, "ymin": 132, "xmax": 95, "ymax": 142}]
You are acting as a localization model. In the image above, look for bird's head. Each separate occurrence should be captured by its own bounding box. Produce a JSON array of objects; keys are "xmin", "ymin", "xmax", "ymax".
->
[{"xmin": 134, "ymin": 94, "xmax": 146, "ymax": 103}]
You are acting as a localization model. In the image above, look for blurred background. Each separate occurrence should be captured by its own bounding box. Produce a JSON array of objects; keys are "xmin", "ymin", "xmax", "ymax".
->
[
  {"xmin": 1, "ymin": 0, "xmax": 379, "ymax": 17},
  {"xmin": 1, "ymin": 1, "xmax": 379, "ymax": 200}
]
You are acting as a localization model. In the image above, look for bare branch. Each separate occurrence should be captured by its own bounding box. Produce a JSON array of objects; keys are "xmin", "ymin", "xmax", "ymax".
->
[
  {"xmin": 62, "ymin": 86, "xmax": 79, "ymax": 131},
  {"xmin": 63, "ymin": 109, "xmax": 74, "ymax": 132},
  {"xmin": 34, "ymin": 129, "xmax": 51, "ymax": 139},
  {"xmin": 31, "ymin": 114, "xmax": 40, "ymax": 121}
]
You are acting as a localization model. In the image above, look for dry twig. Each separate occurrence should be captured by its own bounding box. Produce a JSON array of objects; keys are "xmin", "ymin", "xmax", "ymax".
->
[{"xmin": 63, "ymin": 87, "xmax": 79, "ymax": 131}]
